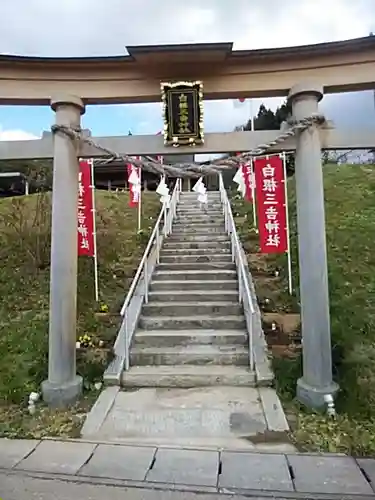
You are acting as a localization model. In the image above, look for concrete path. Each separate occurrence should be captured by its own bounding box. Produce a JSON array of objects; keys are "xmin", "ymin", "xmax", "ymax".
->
[
  {"xmin": 2, "ymin": 438, "xmax": 375, "ymax": 498},
  {"xmin": 0, "ymin": 474, "xmax": 297, "ymax": 500},
  {"xmin": 80, "ymin": 386, "xmax": 289, "ymax": 448}
]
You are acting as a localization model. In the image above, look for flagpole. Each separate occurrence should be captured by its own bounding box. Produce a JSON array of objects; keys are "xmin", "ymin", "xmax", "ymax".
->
[
  {"xmin": 281, "ymin": 152, "xmax": 293, "ymax": 295},
  {"xmin": 249, "ymin": 99, "xmax": 255, "ymax": 131},
  {"xmin": 250, "ymin": 158, "xmax": 257, "ymax": 230},
  {"xmin": 89, "ymin": 159, "xmax": 99, "ymax": 302},
  {"xmin": 137, "ymin": 160, "xmax": 142, "ymax": 233}
]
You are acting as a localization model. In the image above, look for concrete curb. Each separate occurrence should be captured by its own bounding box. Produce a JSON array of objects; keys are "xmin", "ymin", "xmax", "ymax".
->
[{"xmin": 81, "ymin": 387, "xmax": 119, "ymax": 437}]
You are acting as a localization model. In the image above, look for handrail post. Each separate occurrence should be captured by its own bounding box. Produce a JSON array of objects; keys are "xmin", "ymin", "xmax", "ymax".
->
[
  {"xmin": 124, "ymin": 308, "xmax": 129, "ymax": 371},
  {"xmin": 249, "ymin": 312, "xmax": 254, "ymax": 371},
  {"xmin": 156, "ymin": 226, "xmax": 160, "ymax": 264},
  {"xmin": 163, "ymin": 206, "xmax": 167, "ymax": 237},
  {"xmin": 144, "ymin": 259, "xmax": 149, "ymax": 303},
  {"xmin": 238, "ymin": 268, "xmax": 243, "ymax": 303}
]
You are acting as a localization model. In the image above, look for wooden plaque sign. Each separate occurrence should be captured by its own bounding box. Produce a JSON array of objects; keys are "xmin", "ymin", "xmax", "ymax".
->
[{"xmin": 161, "ymin": 80, "xmax": 204, "ymax": 147}]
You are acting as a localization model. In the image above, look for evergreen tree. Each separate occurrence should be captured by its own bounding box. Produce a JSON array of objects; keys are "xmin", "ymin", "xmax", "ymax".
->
[{"xmin": 240, "ymin": 101, "xmax": 295, "ymax": 175}]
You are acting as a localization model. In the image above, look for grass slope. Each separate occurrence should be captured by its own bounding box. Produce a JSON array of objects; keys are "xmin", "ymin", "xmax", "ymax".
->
[
  {"xmin": 0, "ymin": 191, "xmax": 160, "ymax": 437},
  {"xmin": 233, "ymin": 164, "xmax": 375, "ymax": 455}
]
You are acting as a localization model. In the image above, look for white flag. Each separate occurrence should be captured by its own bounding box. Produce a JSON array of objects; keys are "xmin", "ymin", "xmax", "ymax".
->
[
  {"xmin": 192, "ymin": 177, "xmax": 204, "ymax": 193},
  {"xmin": 160, "ymin": 194, "xmax": 171, "ymax": 208},
  {"xmin": 233, "ymin": 167, "xmax": 243, "ymax": 185},
  {"xmin": 128, "ymin": 168, "xmax": 140, "ymax": 186},
  {"xmin": 198, "ymin": 192, "xmax": 208, "ymax": 204},
  {"xmin": 156, "ymin": 176, "xmax": 169, "ymax": 197},
  {"xmin": 156, "ymin": 176, "xmax": 170, "ymax": 206},
  {"xmin": 233, "ymin": 167, "xmax": 246, "ymax": 198}
]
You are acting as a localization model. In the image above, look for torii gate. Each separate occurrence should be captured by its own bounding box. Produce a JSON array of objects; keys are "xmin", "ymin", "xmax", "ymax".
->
[{"xmin": 1, "ymin": 37, "xmax": 375, "ymax": 409}]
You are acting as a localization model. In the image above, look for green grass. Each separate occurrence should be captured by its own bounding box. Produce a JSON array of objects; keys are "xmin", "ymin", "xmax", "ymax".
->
[
  {"xmin": 232, "ymin": 164, "xmax": 375, "ymax": 455},
  {"xmin": 0, "ymin": 190, "xmax": 160, "ymax": 437}
]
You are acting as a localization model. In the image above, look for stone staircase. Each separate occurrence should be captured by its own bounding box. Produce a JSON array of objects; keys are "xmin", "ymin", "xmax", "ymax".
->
[{"xmin": 122, "ymin": 190, "xmax": 255, "ymax": 387}]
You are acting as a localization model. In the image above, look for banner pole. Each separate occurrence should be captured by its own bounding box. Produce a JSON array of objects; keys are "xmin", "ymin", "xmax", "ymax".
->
[
  {"xmin": 250, "ymin": 158, "xmax": 257, "ymax": 230},
  {"xmin": 90, "ymin": 159, "xmax": 99, "ymax": 302},
  {"xmin": 281, "ymin": 152, "xmax": 293, "ymax": 295},
  {"xmin": 137, "ymin": 161, "xmax": 142, "ymax": 233}
]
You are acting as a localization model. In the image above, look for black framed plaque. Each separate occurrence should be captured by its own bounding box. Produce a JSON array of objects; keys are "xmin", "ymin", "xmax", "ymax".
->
[{"xmin": 161, "ymin": 80, "xmax": 204, "ymax": 147}]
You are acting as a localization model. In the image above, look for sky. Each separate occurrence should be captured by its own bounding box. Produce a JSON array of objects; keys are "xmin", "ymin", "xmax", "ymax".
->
[{"xmin": 1, "ymin": 0, "xmax": 375, "ymax": 158}]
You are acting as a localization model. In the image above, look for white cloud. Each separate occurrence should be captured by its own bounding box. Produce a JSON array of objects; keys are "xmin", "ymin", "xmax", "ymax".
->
[
  {"xmin": 0, "ymin": 128, "xmax": 39, "ymax": 141},
  {"xmin": 1, "ymin": 0, "xmax": 374, "ymax": 56},
  {"xmin": 1, "ymin": 0, "xmax": 374, "ymax": 150}
]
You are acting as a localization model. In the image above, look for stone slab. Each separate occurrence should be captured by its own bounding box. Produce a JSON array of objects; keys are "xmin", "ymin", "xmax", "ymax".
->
[
  {"xmin": 358, "ymin": 458, "xmax": 375, "ymax": 489},
  {"xmin": 219, "ymin": 451, "xmax": 293, "ymax": 492},
  {"xmin": 79, "ymin": 444, "xmax": 156, "ymax": 481},
  {"xmin": 0, "ymin": 439, "xmax": 40, "ymax": 468},
  {"xmin": 288, "ymin": 454, "xmax": 373, "ymax": 495},
  {"xmin": 98, "ymin": 387, "xmax": 267, "ymax": 440},
  {"xmin": 15, "ymin": 440, "xmax": 96, "ymax": 475},
  {"xmin": 146, "ymin": 448, "xmax": 219, "ymax": 486}
]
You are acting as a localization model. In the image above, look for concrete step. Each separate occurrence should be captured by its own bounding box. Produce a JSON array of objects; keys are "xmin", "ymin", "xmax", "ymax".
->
[
  {"xmin": 177, "ymin": 204, "xmax": 222, "ymax": 209},
  {"xmin": 138, "ymin": 314, "xmax": 246, "ymax": 330},
  {"xmin": 130, "ymin": 344, "xmax": 249, "ymax": 366},
  {"xmin": 180, "ymin": 191, "xmax": 220, "ymax": 195},
  {"xmin": 166, "ymin": 234, "xmax": 229, "ymax": 242},
  {"xmin": 176, "ymin": 211, "xmax": 223, "ymax": 217},
  {"xmin": 177, "ymin": 207, "xmax": 222, "ymax": 213},
  {"xmin": 94, "ymin": 386, "xmax": 269, "ymax": 445},
  {"xmin": 161, "ymin": 247, "xmax": 231, "ymax": 256},
  {"xmin": 142, "ymin": 301, "xmax": 242, "ymax": 317},
  {"xmin": 173, "ymin": 222, "xmax": 224, "ymax": 229},
  {"xmin": 160, "ymin": 253, "xmax": 232, "ymax": 263},
  {"xmin": 121, "ymin": 365, "xmax": 256, "ymax": 388},
  {"xmin": 172, "ymin": 227, "xmax": 226, "ymax": 234},
  {"xmin": 133, "ymin": 329, "xmax": 247, "ymax": 347},
  {"xmin": 176, "ymin": 216, "xmax": 223, "ymax": 223},
  {"xmin": 149, "ymin": 279, "xmax": 238, "ymax": 291},
  {"xmin": 152, "ymin": 269, "xmax": 237, "ymax": 281},
  {"xmin": 156, "ymin": 261, "xmax": 235, "ymax": 271},
  {"xmin": 163, "ymin": 240, "xmax": 230, "ymax": 250},
  {"xmin": 148, "ymin": 289, "xmax": 239, "ymax": 302}
]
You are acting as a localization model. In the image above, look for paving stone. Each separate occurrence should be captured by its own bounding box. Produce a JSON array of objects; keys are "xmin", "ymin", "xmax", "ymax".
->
[
  {"xmin": 79, "ymin": 444, "xmax": 155, "ymax": 481},
  {"xmin": 357, "ymin": 458, "xmax": 375, "ymax": 490},
  {"xmin": 288, "ymin": 454, "xmax": 373, "ymax": 495},
  {"xmin": 219, "ymin": 451, "xmax": 293, "ymax": 492},
  {"xmin": 0, "ymin": 439, "xmax": 40, "ymax": 468},
  {"xmin": 15, "ymin": 440, "xmax": 96, "ymax": 475},
  {"xmin": 146, "ymin": 448, "xmax": 219, "ymax": 486}
]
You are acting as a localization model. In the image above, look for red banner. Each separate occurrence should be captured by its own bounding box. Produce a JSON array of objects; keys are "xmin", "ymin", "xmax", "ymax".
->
[
  {"xmin": 78, "ymin": 159, "xmax": 95, "ymax": 257},
  {"xmin": 127, "ymin": 160, "xmax": 141, "ymax": 208},
  {"xmin": 253, "ymin": 156, "xmax": 288, "ymax": 254}
]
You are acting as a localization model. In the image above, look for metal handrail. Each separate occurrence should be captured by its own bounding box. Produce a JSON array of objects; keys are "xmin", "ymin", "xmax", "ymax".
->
[
  {"xmin": 219, "ymin": 174, "xmax": 255, "ymax": 371},
  {"xmin": 120, "ymin": 178, "xmax": 181, "ymax": 370}
]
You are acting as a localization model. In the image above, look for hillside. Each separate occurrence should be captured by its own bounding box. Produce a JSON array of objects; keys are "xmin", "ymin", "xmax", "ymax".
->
[
  {"xmin": 232, "ymin": 163, "xmax": 375, "ymax": 455},
  {"xmin": 0, "ymin": 190, "xmax": 160, "ymax": 437}
]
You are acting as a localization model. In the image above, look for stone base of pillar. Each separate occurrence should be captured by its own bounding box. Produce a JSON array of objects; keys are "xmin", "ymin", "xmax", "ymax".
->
[
  {"xmin": 297, "ymin": 377, "xmax": 339, "ymax": 409},
  {"xmin": 41, "ymin": 375, "xmax": 83, "ymax": 408}
]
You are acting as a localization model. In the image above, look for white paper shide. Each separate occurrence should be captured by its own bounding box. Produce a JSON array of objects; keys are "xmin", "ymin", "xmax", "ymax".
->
[
  {"xmin": 156, "ymin": 176, "xmax": 171, "ymax": 207},
  {"xmin": 128, "ymin": 166, "xmax": 141, "ymax": 203},
  {"xmin": 192, "ymin": 177, "xmax": 208, "ymax": 205},
  {"xmin": 233, "ymin": 167, "xmax": 246, "ymax": 198}
]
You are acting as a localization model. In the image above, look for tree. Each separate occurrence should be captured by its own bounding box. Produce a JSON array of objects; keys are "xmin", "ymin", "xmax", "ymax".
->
[{"xmin": 240, "ymin": 101, "xmax": 295, "ymax": 175}]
